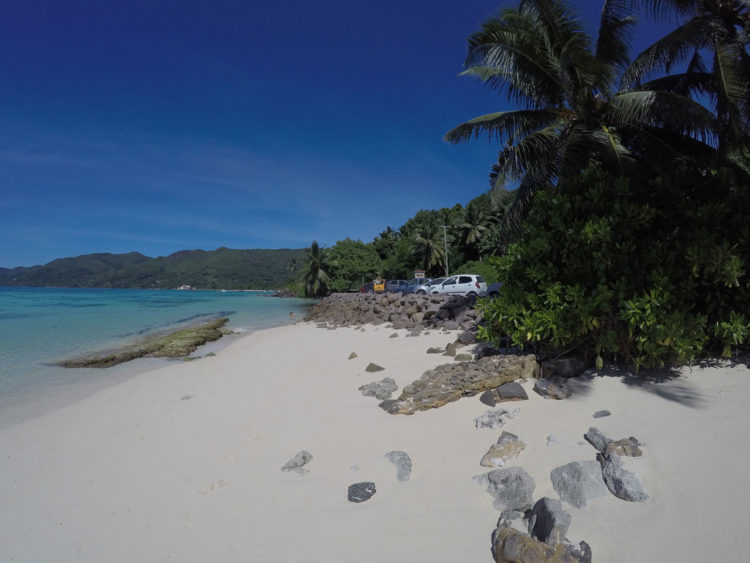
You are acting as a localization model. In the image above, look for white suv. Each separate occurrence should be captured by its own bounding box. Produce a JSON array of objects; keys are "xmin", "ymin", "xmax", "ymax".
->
[{"xmin": 431, "ymin": 274, "xmax": 487, "ymax": 297}]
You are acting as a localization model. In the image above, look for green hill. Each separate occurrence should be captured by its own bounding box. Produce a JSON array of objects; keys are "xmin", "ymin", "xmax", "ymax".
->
[{"xmin": 0, "ymin": 248, "xmax": 306, "ymax": 289}]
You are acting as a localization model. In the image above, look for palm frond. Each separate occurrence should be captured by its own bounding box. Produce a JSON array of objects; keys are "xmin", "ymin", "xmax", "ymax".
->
[
  {"xmin": 443, "ymin": 109, "xmax": 563, "ymax": 144},
  {"xmin": 488, "ymin": 123, "xmax": 564, "ymax": 190},
  {"xmin": 610, "ymin": 90, "xmax": 718, "ymax": 145},
  {"xmin": 621, "ymin": 16, "xmax": 711, "ymax": 87},
  {"xmin": 596, "ymin": 0, "xmax": 637, "ymax": 74}
]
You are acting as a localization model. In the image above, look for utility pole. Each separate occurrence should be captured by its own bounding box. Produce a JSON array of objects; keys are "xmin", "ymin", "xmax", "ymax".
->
[{"xmin": 441, "ymin": 225, "xmax": 449, "ymax": 276}]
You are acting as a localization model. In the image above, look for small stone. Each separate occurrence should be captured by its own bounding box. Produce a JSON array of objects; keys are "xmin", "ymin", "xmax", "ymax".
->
[
  {"xmin": 599, "ymin": 453, "xmax": 650, "ymax": 502},
  {"xmin": 365, "ymin": 362, "xmax": 385, "ymax": 372},
  {"xmin": 474, "ymin": 466, "xmax": 535, "ymax": 511},
  {"xmin": 205, "ymin": 352, "xmax": 216, "ymax": 357},
  {"xmin": 389, "ymin": 333, "xmax": 399, "ymax": 338},
  {"xmin": 180, "ymin": 394, "xmax": 196, "ymax": 401},
  {"xmin": 281, "ymin": 450, "xmax": 313, "ymax": 473},
  {"xmin": 527, "ymin": 497, "xmax": 572, "ymax": 546},
  {"xmin": 480, "ymin": 432, "xmax": 526, "ymax": 467},
  {"xmin": 385, "ymin": 451, "xmax": 412, "ymax": 482},
  {"xmin": 593, "ymin": 409, "xmax": 611, "ymax": 418},
  {"xmin": 606, "ymin": 436, "xmax": 643, "ymax": 457},
  {"xmin": 348, "ymin": 352, "xmax": 358, "ymax": 360},
  {"xmin": 551, "ymin": 460, "xmax": 608, "ymax": 508},
  {"xmin": 348, "ymin": 482, "xmax": 376, "ymax": 503},
  {"xmin": 475, "ymin": 409, "xmax": 508, "ymax": 429},
  {"xmin": 534, "ymin": 377, "xmax": 573, "ymax": 399},
  {"xmin": 480, "ymin": 389, "xmax": 499, "ymax": 407},
  {"xmin": 426, "ymin": 347, "xmax": 444, "ymax": 354},
  {"xmin": 359, "ymin": 377, "xmax": 398, "ymax": 400},
  {"xmin": 584, "ymin": 427, "xmax": 611, "ymax": 453},
  {"xmin": 497, "ymin": 381, "xmax": 529, "ymax": 402}
]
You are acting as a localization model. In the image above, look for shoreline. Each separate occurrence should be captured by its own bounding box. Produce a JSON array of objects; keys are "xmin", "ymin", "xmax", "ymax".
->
[{"xmin": 1, "ymin": 322, "xmax": 749, "ymax": 561}]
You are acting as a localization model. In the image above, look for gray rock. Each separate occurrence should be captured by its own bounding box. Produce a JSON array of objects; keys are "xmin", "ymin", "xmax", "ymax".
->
[
  {"xmin": 527, "ymin": 497, "xmax": 572, "ymax": 546},
  {"xmin": 584, "ymin": 427, "xmax": 611, "ymax": 453},
  {"xmin": 480, "ymin": 431, "xmax": 526, "ymax": 467},
  {"xmin": 359, "ymin": 377, "xmax": 398, "ymax": 400},
  {"xmin": 390, "ymin": 332, "xmax": 399, "ymax": 338},
  {"xmin": 480, "ymin": 389, "xmax": 498, "ymax": 407},
  {"xmin": 348, "ymin": 482, "xmax": 376, "ymax": 503},
  {"xmin": 593, "ymin": 409, "xmax": 611, "ymax": 418},
  {"xmin": 457, "ymin": 330, "xmax": 477, "ymax": 345},
  {"xmin": 281, "ymin": 450, "xmax": 313, "ymax": 473},
  {"xmin": 454, "ymin": 353, "xmax": 474, "ymax": 362},
  {"xmin": 534, "ymin": 377, "xmax": 572, "ymax": 399},
  {"xmin": 599, "ymin": 453, "xmax": 650, "ymax": 502},
  {"xmin": 541, "ymin": 357, "xmax": 587, "ymax": 379},
  {"xmin": 497, "ymin": 381, "xmax": 529, "ymax": 401},
  {"xmin": 385, "ymin": 450, "xmax": 412, "ymax": 482},
  {"xmin": 426, "ymin": 347, "xmax": 444, "ymax": 354},
  {"xmin": 365, "ymin": 362, "xmax": 385, "ymax": 372},
  {"xmin": 474, "ymin": 467, "xmax": 535, "ymax": 511},
  {"xmin": 475, "ymin": 409, "xmax": 508, "ymax": 429},
  {"xmin": 348, "ymin": 352, "xmax": 358, "ymax": 359},
  {"xmin": 551, "ymin": 460, "xmax": 608, "ymax": 508}
]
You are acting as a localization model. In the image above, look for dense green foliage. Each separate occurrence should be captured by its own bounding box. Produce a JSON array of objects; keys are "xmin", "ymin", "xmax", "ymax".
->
[
  {"xmin": 477, "ymin": 168, "xmax": 750, "ymax": 369},
  {"xmin": 442, "ymin": 0, "xmax": 750, "ymax": 368},
  {"xmin": 0, "ymin": 248, "xmax": 307, "ymax": 289}
]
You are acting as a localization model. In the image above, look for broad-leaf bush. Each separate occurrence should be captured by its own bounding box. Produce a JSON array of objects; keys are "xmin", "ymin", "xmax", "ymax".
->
[{"xmin": 478, "ymin": 167, "xmax": 750, "ymax": 369}]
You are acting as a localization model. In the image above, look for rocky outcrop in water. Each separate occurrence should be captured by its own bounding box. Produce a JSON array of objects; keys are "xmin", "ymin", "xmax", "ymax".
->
[
  {"xmin": 378, "ymin": 354, "xmax": 538, "ymax": 415},
  {"xmin": 58, "ymin": 317, "xmax": 231, "ymax": 368}
]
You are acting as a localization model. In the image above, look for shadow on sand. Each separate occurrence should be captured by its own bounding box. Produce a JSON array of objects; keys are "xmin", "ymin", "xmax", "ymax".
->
[{"xmin": 566, "ymin": 365, "xmax": 708, "ymax": 409}]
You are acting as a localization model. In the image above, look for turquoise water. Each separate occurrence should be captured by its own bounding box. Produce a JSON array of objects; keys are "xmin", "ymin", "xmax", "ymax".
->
[{"xmin": 0, "ymin": 287, "xmax": 314, "ymax": 403}]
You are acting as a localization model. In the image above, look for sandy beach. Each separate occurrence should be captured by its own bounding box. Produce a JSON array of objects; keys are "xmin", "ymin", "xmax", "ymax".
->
[{"xmin": 1, "ymin": 322, "xmax": 749, "ymax": 562}]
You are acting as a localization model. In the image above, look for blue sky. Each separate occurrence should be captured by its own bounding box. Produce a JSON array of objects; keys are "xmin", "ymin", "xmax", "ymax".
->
[{"xmin": 1, "ymin": 0, "xmax": 673, "ymax": 267}]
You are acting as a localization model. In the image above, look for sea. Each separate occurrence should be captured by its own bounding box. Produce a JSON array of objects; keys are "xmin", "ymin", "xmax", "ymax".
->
[{"xmin": 0, "ymin": 287, "xmax": 315, "ymax": 420}]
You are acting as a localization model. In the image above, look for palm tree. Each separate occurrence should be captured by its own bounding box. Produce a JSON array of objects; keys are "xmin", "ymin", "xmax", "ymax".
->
[
  {"xmin": 412, "ymin": 220, "xmax": 447, "ymax": 275},
  {"xmin": 301, "ymin": 241, "xmax": 331, "ymax": 297},
  {"xmin": 624, "ymin": 0, "xmax": 750, "ymax": 154},
  {"xmin": 444, "ymin": 0, "xmax": 718, "ymax": 233},
  {"xmin": 459, "ymin": 203, "xmax": 490, "ymax": 261}
]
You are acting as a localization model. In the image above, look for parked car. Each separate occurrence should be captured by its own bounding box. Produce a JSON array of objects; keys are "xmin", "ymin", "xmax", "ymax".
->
[
  {"xmin": 427, "ymin": 277, "xmax": 447, "ymax": 294},
  {"xmin": 431, "ymin": 274, "xmax": 487, "ymax": 297},
  {"xmin": 402, "ymin": 278, "xmax": 432, "ymax": 294},
  {"xmin": 486, "ymin": 282, "xmax": 502, "ymax": 299},
  {"xmin": 385, "ymin": 279, "xmax": 408, "ymax": 293},
  {"xmin": 359, "ymin": 282, "xmax": 374, "ymax": 293},
  {"xmin": 372, "ymin": 279, "xmax": 386, "ymax": 293}
]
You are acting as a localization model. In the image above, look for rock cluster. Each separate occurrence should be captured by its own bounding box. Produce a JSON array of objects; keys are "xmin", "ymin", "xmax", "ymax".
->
[
  {"xmin": 583, "ymin": 426, "xmax": 650, "ymax": 502},
  {"xmin": 379, "ymin": 354, "xmax": 539, "ymax": 415},
  {"xmin": 305, "ymin": 293, "xmax": 481, "ymax": 331}
]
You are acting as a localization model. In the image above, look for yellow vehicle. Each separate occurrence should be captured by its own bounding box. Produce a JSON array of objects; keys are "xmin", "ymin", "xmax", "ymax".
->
[{"xmin": 372, "ymin": 279, "xmax": 386, "ymax": 293}]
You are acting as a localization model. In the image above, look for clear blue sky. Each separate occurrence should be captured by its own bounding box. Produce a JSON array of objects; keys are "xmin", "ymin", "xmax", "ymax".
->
[{"xmin": 1, "ymin": 0, "xmax": 671, "ymax": 267}]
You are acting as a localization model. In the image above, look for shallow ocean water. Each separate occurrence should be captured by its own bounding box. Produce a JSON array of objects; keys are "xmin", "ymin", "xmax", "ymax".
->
[{"xmin": 0, "ymin": 287, "xmax": 314, "ymax": 404}]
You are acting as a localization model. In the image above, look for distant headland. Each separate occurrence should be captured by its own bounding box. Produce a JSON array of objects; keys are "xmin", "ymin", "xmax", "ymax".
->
[{"xmin": 0, "ymin": 247, "xmax": 306, "ymax": 290}]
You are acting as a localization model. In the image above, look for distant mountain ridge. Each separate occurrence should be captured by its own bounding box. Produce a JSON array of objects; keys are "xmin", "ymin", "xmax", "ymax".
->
[{"xmin": 0, "ymin": 247, "xmax": 306, "ymax": 289}]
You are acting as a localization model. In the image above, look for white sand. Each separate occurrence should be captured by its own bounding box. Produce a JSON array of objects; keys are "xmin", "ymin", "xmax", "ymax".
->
[{"xmin": 1, "ymin": 323, "xmax": 749, "ymax": 562}]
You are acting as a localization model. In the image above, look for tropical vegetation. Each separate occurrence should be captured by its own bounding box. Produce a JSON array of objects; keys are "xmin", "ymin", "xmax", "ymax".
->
[{"xmin": 448, "ymin": 0, "xmax": 750, "ymax": 368}]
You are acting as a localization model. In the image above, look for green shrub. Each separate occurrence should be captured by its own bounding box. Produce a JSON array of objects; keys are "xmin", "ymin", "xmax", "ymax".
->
[{"xmin": 478, "ymin": 167, "xmax": 750, "ymax": 369}]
